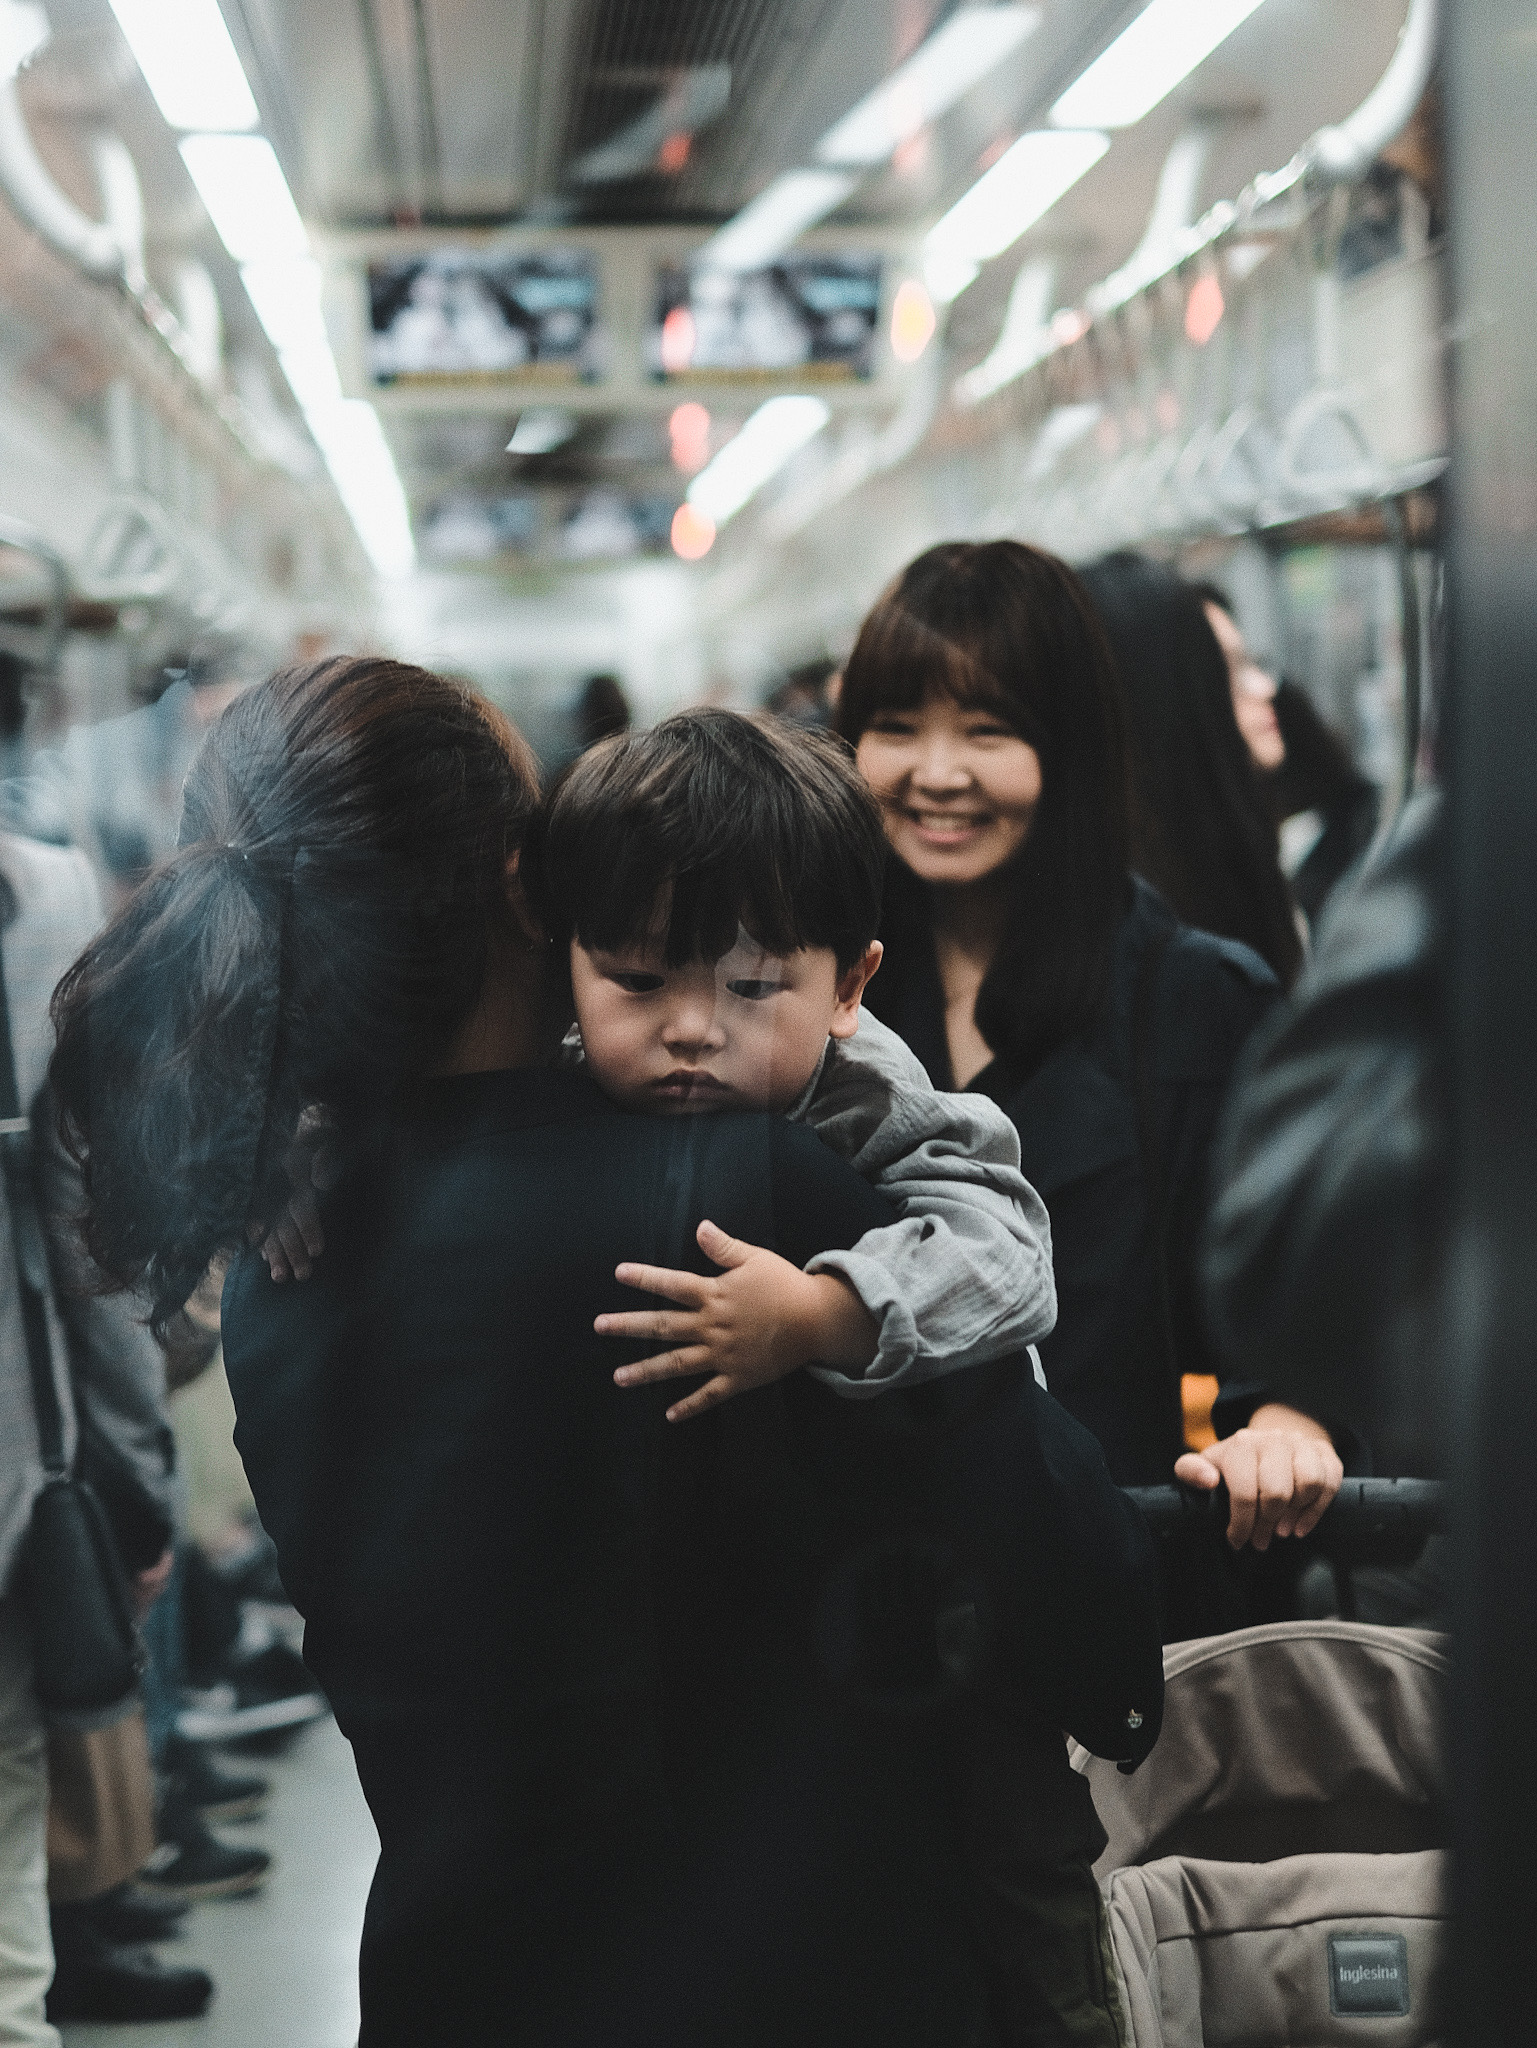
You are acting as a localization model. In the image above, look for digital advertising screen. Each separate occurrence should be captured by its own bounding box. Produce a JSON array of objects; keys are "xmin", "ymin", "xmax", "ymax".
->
[
  {"xmin": 650, "ymin": 257, "xmax": 882, "ymax": 382},
  {"xmin": 369, "ymin": 249, "xmax": 600, "ymax": 386}
]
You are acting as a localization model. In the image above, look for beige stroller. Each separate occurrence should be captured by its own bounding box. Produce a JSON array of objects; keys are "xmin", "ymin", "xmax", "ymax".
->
[{"xmin": 1078, "ymin": 1495, "xmax": 1447, "ymax": 2045}]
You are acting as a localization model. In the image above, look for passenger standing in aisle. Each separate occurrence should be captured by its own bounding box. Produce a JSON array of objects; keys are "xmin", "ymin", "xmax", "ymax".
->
[
  {"xmin": 49, "ymin": 657, "xmax": 1161, "ymax": 2047},
  {"xmin": 0, "ymin": 830, "xmax": 170, "ymax": 2046},
  {"xmin": 1078, "ymin": 552, "xmax": 1304, "ymax": 989},
  {"xmin": 837, "ymin": 540, "xmax": 1346, "ymax": 1635}
]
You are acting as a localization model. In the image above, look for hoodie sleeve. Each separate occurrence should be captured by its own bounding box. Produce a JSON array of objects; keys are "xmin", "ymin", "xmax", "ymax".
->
[{"xmin": 794, "ymin": 1012, "xmax": 1055, "ymax": 1396}]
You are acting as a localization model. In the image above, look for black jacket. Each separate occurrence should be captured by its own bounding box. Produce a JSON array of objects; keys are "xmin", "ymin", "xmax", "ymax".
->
[
  {"xmin": 222, "ymin": 1066, "xmax": 1162, "ymax": 2048},
  {"xmin": 1204, "ymin": 793, "xmax": 1443, "ymax": 1475},
  {"xmin": 869, "ymin": 879, "xmax": 1281, "ymax": 1487}
]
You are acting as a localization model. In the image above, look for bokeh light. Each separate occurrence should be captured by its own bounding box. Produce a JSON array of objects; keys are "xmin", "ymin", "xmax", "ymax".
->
[
  {"xmin": 671, "ymin": 502, "xmax": 716, "ymax": 559},
  {"xmin": 669, "ymin": 401, "xmax": 712, "ymax": 474},
  {"xmin": 889, "ymin": 278, "xmax": 937, "ymax": 364},
  {"xmin": 660, "ymin": 305, "xmax": 697, "ymax": 375},
  {"xmin": 1184, "ymin": 272, "xmax": 1225, "ymax": 347}
]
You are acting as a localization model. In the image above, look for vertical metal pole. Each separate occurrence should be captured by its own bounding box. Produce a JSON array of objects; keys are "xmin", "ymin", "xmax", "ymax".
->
[{"xmin": 1444, "ymin": 5, "xmax": 1537, "ymax": 2040}]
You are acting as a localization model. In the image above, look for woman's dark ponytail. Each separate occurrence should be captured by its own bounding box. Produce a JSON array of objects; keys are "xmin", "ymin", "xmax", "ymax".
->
[{"xmin": 50, "ymin": 657, "xmax": 541, "ymax": 1332}]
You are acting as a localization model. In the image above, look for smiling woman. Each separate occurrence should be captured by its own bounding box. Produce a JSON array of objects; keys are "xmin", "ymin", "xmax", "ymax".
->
[
  {"xmin": 840, "ymin": 541, "xmax": 1130, "ymax": 1090},
  {"xmin": 836, "ymin": 540, "xmax": 1346, "ymax": 1634}
]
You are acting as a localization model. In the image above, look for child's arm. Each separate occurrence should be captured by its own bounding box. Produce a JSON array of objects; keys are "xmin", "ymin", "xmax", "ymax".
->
[
  {"xmin": 598, "ymin": 1220, "xmax": 878, "ymax": 1423},
  {"xmin": 795, "ymin": 1012, "xmax": 1056, "ymax": 1396}
]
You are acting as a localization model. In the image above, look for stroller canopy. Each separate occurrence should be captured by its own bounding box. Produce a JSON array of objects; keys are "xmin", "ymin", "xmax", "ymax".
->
[
  {"xmin": 1072, "ymin": 1621, "xmax": 1447, "ymax": 2047},
  {"xmin": 1073, "ymin": 1619, "xmax": 1445, "ymax": 1877}
]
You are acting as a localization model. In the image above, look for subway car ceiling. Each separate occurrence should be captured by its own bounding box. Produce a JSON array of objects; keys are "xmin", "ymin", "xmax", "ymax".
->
[{"xmin": 0, "ymin": 0, "xmax": 1438, "ymax": 740}]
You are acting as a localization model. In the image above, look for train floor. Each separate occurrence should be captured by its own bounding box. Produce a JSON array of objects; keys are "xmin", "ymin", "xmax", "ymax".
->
[{"xmin": 60, "ymin": 1716, "xmax": 377, "ymax": 2048}]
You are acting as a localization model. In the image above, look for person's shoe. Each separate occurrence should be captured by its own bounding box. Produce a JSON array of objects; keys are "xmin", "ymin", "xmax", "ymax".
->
[
  {"xmin": 175, "ymin": 1643, "xmax": 328, "ymax": 1743},
  {"xmin": 164, "ymin": 1736, "xmax": 270, "ymax": 1820},
  {"xmin": 140, "ymin": 1779, "xmax": 271, "ymax": 1901},
  {"xmin": 82, "ymin": 1880, "xmax": 188, "ymax": 1945},
  {"xmin": 46, "ymin": 1912, "xmax": 212, "ymax": 2022}
]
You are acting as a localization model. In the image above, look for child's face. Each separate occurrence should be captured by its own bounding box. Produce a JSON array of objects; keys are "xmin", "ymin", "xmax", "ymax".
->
[{"xmin": 571, "ymin": 926, "xmax": 881, "ymax": 1116}]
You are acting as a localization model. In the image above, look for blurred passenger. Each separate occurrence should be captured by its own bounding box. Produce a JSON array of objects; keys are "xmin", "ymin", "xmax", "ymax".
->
[
  {"xmin": 764, "ymin": 658, "xmax": 836, "ymax": 729},
  {"xmin": 0, "ymin": 650, "xmax": 30, "ymax": 781},
  {"xmin": 1261, "ymin": 676, "xmax": 1381, "ymax": 923},
  {"xmin": 1080, "ymin": 553, "xmax": 1304, "ymax": 988},
  {"xmin": 31, "ymin": 654, "xmax": 250, "ymax": 909},
  {"xmin": 573, "ymin": 671, "xmax": 631, "ymax": 752},
  {"xmin": 1204, "ymin": 791, "xmax": 1443, "ymax": 1481},
  {"xmin": 47, "ymin": 657, "xmax": 1160, "ymax": 2045},
  {"xmin": 837, "ymin": 541, "xmax": 1347, "ymax": 1629},
  {"xmin": 0, "ymin": 827, "xmax": 194, "ymax": 2036}
]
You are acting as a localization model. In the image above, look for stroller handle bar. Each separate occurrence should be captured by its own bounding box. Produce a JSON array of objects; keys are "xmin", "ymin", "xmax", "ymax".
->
[{"xmin": 1123, "ymin": 1476, "xmax": 1445, "ymax": 1558}]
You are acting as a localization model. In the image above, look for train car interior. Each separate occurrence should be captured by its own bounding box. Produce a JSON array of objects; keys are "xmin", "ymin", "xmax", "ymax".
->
[{"xmin": 0, "ymin": 1, "xmax": 1527, "ymax": 2044}]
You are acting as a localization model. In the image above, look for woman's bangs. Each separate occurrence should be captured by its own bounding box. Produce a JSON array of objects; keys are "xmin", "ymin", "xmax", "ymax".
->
[{"xmin": 935, "ymin": 660, "xmax": 1024, "ymax": 729}]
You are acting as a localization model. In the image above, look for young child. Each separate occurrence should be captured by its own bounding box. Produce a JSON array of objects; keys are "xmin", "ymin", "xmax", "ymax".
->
[
  {"xmin": 533, "ymin": 710, "xmax": 1132, "ymax": 2048},
  {"xmin": 528, "ymin": 707, "xmax": 1055, "ymax": 1419}
]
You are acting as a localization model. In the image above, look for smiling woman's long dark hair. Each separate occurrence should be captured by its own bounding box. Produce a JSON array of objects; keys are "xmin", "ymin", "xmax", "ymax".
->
[
  {"xmin": 50, "ymin": 656, "xmax": 541, "ymax": 1331},
  {"xmin": 835, "ymin": 540, "xmax": 1131, "ymax": 1081}
]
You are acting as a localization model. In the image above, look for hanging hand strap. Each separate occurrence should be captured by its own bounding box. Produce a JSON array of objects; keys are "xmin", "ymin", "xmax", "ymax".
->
[{"xmin": 0, "ymin": 936, "xmax": 65, "ymax": 1478}]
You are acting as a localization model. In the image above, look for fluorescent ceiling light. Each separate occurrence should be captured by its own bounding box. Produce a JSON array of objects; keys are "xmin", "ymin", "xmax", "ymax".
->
[
  {"xmin": 1050, "ymin": 0, "xmax": 1267, "ymax": 131},
  {"xmin": 119, "ymin": 21, "xmax": 413, "ymax": 580},
  {"xmin": 924, "ymin": 249, "xmax": 983, "ymax": 305},
  {"xmin": 687, "ymin": 395, "xmax": 829, "ymax": 524},
  {"xmin": 223, "ymin": 205, "xmax": 415, "ymax": 579},
  {"xmin": 693, "ymin": 169, "xmax": 856, "ymax": 275},
  {"xmin": 923, "ymin": 128, "xmax": 1108, "ymax": 302},
  {"xmin": 239, "ymin": 257, "xmax": 325, "ymax": 355},
  {"xmin": 108, "ymin": 0, "xmax": 258, "ymax": 130},
  {"xmin": 239, "ymin": 258, "xmax": 339, "ymax": 403},
  {"xmin": 306, "ymin": 401, "xmax": 415, "ymax": 579},
  {"xmin": 180, "ymin": 134, "xmax": 307, "ymax": 263},
  {"xmin": 506, "ymin": 409, "xmax": 578, "ymax": 455},
  {"xmin": 817, "ymin": 4, "xmax": 1040, "ymax": 168},
  {"xmin": 276, "ymin": 339, "xmax": 342, "ymax": 411}
]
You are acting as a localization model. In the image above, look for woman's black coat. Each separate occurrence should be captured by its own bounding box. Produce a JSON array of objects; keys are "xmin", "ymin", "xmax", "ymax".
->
[
  {"xmin": 221, "ymin": 1066, "xmax": 1163, "ymax": 2046},
  {"xmin": 867, "ymin": 878, "xmax": 1281, "ymax": 1490}
]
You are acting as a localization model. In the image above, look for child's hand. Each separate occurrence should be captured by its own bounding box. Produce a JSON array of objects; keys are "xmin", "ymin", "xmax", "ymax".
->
[
  {"xmin": 257, "ymin": 1183, "xmax": 325, "ymax": 1283},
  {"xmin": 255, "ymin": 1109, "xmax": 337, "ymax": 1283},
  {"xmin": 597, "ymin": 1219, "xmax": 878, "ymax": 1422}
]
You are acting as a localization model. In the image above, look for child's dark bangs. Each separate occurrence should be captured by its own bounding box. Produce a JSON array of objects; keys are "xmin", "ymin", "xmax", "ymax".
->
[
  {"xmin": 658, "ymin": 857, "xmax": 804, "ymax": 968},
  {"xmin": 572, "ymin": 856, "xmax": 805, "ymax": 968}
]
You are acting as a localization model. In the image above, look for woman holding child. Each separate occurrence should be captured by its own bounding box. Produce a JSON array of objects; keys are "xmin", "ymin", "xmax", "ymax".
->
[
  {"xmin": 836, "ymin": 540, "xmax": 1345, "ymax": 1637},
  {"xmin": 48, "ymin": 655, "xmax": 1161, "ymax": 2046}
]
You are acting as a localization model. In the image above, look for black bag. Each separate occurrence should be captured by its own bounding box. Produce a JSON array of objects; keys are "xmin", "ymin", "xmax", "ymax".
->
[{"xmin": 0, "ymin": 941, "xmax": 141, "ymax": 1726}]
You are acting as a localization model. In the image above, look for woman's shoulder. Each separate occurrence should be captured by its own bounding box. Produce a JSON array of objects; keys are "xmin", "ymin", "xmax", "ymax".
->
[
  {"xmin": 1118, "ymin": 882, "xmax": 1282, "ymax": 1077},
  {"xmin": 1161, "ymin": 918, "xmax": 1278, "ymax": 1001}
]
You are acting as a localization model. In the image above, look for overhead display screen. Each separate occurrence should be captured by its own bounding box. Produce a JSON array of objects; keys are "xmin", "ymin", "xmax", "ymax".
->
[
  {"xmin": 421, "ymin": 489, "xmax": 675, "ymax": 565},
  {"xmin": 650, "ymin": 258, "xmax": 882, "ymax": 381},
  {"xmin": 369, "ymin": 250, "xmax": 600, "ymax": 385}
]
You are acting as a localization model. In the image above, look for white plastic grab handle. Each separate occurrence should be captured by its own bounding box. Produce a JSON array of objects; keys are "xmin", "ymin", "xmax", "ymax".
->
[
  {"xmin": 1276, "ymin": 386, "xmax": 1384, "ymax": 504},
  {"xmin": 0, "ymin": 76, "xmax": 125, "ymax": 281}
]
